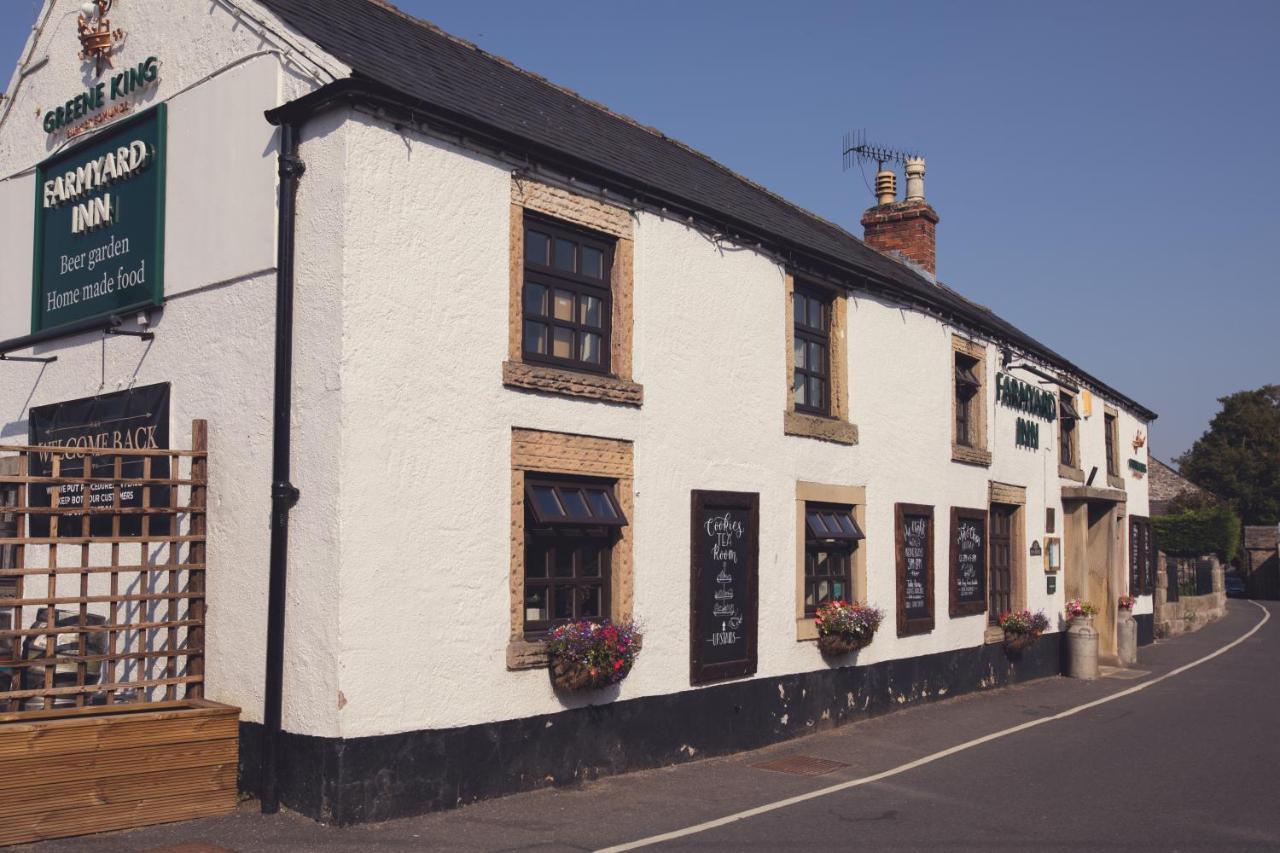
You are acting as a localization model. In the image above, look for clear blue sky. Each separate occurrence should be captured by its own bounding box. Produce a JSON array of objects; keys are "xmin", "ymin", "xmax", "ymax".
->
[{"xmin": 3, "ymin": 1, "xmax": 1276, "ymax": 462}]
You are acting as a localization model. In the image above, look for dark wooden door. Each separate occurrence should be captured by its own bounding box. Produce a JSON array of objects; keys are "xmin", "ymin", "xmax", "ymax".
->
[{"xmin": 988, "ymin": 505, "xmax": 1014, "ymax": 622}]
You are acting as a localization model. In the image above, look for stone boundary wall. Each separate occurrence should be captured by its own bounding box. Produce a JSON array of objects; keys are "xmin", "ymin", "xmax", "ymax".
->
[{"xmin": 1153, "ymin": 553, "xmax": 1225, "ymax": 638}]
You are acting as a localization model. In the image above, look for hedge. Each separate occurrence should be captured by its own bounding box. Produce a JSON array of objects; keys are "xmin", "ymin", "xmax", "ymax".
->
[{"xmin": 1153, "ymin": 505, "xmax": 1241, "ymax": 560}]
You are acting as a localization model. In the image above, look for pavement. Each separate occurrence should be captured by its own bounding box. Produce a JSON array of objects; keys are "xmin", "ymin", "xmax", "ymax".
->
[{"xmin": 23, "ymin": 600, "xmax": 1279, "ymax": 852}]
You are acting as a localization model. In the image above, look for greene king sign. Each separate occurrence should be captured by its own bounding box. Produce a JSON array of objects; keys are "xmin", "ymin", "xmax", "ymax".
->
[{"xmin": 32, "ymin": 104, "xmax": 165, "ymax": 333}]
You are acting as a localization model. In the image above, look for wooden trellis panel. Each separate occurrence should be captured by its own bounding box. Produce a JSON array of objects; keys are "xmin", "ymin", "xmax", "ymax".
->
[{"xmin": 0, "ymin": 420, "xmax": 208, "ymax": 713}]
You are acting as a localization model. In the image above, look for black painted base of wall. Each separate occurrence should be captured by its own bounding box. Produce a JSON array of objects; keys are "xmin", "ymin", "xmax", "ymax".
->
[
  {"xmin": 1136, "ymin": 613, "xmax": 1155, "ymax": 646},
  {"xmin": 239, "ymin": 635, "xmax": 1063, "ymax": 825}
]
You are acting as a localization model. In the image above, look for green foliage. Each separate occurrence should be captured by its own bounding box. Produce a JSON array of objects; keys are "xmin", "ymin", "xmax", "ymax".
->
[
  {"xmin": 1153, "ymin": 504, "xmax": 1241, "ymax": 560},
  {"xmin": 1176, "ymin": 385, "xmax": 1280, "ymax": 525}
]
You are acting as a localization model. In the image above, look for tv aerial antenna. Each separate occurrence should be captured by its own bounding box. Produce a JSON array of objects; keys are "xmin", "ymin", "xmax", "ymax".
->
[{"xmin": 842, "ymin": 129, "xmax": 921, "ymax": 172}]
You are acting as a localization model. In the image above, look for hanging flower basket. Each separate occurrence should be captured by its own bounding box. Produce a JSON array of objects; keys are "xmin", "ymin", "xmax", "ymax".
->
[
  {"xmin": 998, "ymin": 609, "xmax": 1050, "ymax": 653},
  {"xmin": 545, "ymin": 619, "xmax": 641, "ymax": 692},
  {"xmin": 814, "ymin": 600, "xmax": 884, "ymax": 657}
]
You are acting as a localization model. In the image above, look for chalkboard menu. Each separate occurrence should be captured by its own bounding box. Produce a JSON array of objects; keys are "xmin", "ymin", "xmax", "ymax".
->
[
  {"xmin": 895, "ymin": 503, "xmax": 935, "ymax": 637},
  {"xmin": 948, "ymin": 507, "xmax": 988, "ymax": 618},
  {"xmin": 690, "ymin": 490, "xmax": 758, "ymax": 685}
]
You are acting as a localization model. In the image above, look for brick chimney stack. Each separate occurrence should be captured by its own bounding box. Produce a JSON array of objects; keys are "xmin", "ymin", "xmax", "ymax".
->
[{"xmin": 861, "ymin": 157, "xmax": 939, "ymax": 277}]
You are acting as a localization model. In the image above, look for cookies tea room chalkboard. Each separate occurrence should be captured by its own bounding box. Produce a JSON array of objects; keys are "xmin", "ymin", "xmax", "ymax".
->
[
  {"xmin": 895, "ymin": 503, "xmax": 935, "ymax": 637},
  {"xmin": 948, "ymin": 507, "xmax": 988, "ymax": 618},
  {"xmin": 690, "ymin": 490, "xmax": 759, "ymax": 685}
]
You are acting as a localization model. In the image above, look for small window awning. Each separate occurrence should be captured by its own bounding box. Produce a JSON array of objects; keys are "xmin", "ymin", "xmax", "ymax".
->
[
  {"xmin": 1060, "ymin": 395, "xmax": 1080, "ymax": 420},
  {"xmin": 526, "ymin": 481, "xmax": 628, "ymax": 527},
  {"xmin": 954, "ymin": 360, "xmax": 982, "ymax": 390},
  {"xmin": 805, "ymin": 507, "xmax": 865, "ymax": 543}
]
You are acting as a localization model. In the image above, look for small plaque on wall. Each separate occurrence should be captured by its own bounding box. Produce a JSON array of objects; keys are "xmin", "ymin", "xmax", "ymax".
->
[
  {"xmin": 949, "ymin": 507, "xmax": 988, "ymax": 618},
  {"xmin": 896, "ymin": 503, "xmax": 935, "ymax": 637},
  {"xmin": 690, "ymin": 490, "xmax": 759, "ymax": 685}
]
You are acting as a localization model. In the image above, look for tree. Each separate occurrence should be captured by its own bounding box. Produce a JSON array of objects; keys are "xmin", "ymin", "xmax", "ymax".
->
[{"xmin": 1176, "ymin": 385, "xmax": 1280, "ymax": 526}]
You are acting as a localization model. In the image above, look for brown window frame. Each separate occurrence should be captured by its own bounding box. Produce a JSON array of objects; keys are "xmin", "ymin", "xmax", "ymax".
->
[
  {"xmin": 1129, "ymin": 515, "xmax": 1155, "ymax": 596},
  {"xmin": 1104, "ymin": 412, "xmax": 1119, "ymax": 477},
  {"xmin": 521, "ymin": 215, "xmax": 615, "ymax": 375},
  {"xmin": 792, "ymin": 283, "xmax": 833, "ymax": 416},
  {"xmin": 802, "ymin": 503, "xmax": 864, "ymax": 616},
  {"xmin": 522, "ymin": 475, "xmax": 624, "ymax": 637},
  {"xmin": 954, "ymin": 352, "xmax": 981, "ymax": 449}
]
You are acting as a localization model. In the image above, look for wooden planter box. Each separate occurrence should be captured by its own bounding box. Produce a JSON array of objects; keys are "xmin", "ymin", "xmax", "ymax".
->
[{"xmin": 0, "ymin": 699, "xmax": 239, "ymax": 846}]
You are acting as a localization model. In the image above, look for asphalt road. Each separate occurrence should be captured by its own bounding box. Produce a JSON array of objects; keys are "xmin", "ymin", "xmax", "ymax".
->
[{"xmin": 28, "ymin": 600, "xmax": 1279, "ymax": 852}]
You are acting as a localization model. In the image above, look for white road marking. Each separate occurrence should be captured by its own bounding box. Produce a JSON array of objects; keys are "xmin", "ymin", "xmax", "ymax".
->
[{"xmin": 597, "ymin": 602, "xmax": 1271, "ymax": 852}]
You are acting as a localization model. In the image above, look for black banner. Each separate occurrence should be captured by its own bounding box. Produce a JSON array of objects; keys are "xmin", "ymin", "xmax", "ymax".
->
[
  {"xmin": 690, "ymin": 490, "xmax": 758, "ymax": 685},
  {"xmin": 28, "ymin": 384, "xmax": 170, "ymax": 537}
]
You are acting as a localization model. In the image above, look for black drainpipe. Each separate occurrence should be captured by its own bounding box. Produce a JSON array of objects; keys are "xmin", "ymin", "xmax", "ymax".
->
[{"xmin": 261, "ymin": 120, "xmax": 305, "ymax": 815}]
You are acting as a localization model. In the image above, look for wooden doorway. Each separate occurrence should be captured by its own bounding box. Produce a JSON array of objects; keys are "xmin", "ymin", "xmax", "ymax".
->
[{"xmin": 988, "ymin": 504, "xmax": 1016, "ymax": 621}]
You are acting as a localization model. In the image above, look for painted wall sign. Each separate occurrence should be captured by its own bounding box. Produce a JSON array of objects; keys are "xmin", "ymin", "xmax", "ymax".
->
[
  {"xmin": 27, "ymin": 383, "xmax": 170, "ymax": 537},
  {"xmin": 1015, "ymin": 417, "xmax": 1040, "ymax": 450},
  {"xmin": 43, "ymin": 56, "xmax": 159, "ymax": 135},
  {"xmin": 995, "ymin": 373, "xmax": 1057, "ymax": 422},
  {"xmin": 32, "ymin": 105, "xmax": 165, "ymax": 334},
  {"xmin": 690, "ymin": 490, "xmax": 758, "ymax": 685},
  {"xmin": 895, "ymin": 503, "xmax": 935, "ymax": 636},
  {"xmin": 948, "ymin": 507, "xmax": 987, "ymax": 618}
]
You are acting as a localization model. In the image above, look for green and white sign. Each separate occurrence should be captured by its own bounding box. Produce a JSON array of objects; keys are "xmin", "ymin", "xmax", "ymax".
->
[{"xmin": 32, "ymin": 104, "xmax": 165, "ymax": 333}]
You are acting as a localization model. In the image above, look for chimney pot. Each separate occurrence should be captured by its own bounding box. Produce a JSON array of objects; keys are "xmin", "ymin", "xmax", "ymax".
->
[
  {"xmin": 904, "ymin": 157, "xmax": 926, "ymax": 202},
  {"xmin": 874, "ymin": 168, "xmax": 897, "ymax": 206}
]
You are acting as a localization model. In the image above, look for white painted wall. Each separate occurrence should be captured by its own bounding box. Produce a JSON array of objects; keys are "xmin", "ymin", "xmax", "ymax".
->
[{"xmin": 0, "ymin": 2, "xmax": 1154, "ymax": 740}]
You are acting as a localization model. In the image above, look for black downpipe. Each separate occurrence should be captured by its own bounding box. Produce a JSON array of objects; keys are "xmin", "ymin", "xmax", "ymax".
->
[{"xmin": 262, "ymin": 122, "xmax": 304, "ymax": 815}]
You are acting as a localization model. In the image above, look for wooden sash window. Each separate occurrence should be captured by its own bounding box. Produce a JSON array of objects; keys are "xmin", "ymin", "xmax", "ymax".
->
[
  {"xmin": 522, "ymin": 217, "xmax": 614, "ymax": 374},
  {"xmin": 1105, "ymin": 412, "xmax": 1119, "ymax": 477},
  {"xmin": 954, "ymin": 353, "xmax": 981, "ymax": 448},
  {"xmin": 1059, "ymin": 393, "xmax": 1079, "ymax": 468},
  {"xmin": 793, "ymin": 285, "xmax": 832, "ymax": 415},
  {"xmin": 523, "ymin": 477, "xmax": 626, "ymax": 635}
]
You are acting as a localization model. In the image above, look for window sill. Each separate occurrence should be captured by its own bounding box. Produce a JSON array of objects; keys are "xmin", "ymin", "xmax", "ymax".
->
[
  {"xmin": 1107, "ymin": 473, "xmax": 1126, "ymax": 490},
  {"xmin": 506, "ymin": 637, "xmax": 548, "ymax": 670},
  {"xmin": 1059, "ymin": 463, "xmax": 1085, "ymax": 482},
  {"xmin": 951, "ymin": 444, "xmax": 992, "ymax": 467},
  {"xmin": 783, "ymin": 410, "xmax": 859, "ymax": 445},
  {"xmin": 984, "ymin": 625, "xmax": 1005, "ymax": 645},
  {"xmin": 503, "ymin": 361, "xmax": 643, "ymax": 406},
  {"xmin": 795, "ymin": 617, "xmax": 819, "ymax": 641}
]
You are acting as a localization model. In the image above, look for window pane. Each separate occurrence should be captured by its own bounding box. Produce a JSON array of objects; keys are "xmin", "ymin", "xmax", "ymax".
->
[
  {"xmin": 580, "ymin": 333, "xmax": 602, "ymax": 364},
  {"xmin": 554, "ymin": 238, "xmax": 575, "ymax": 272},
  {"xmin": 552, "ymin": 327, "xmax": 574, "ymax": 359},
  {"xmin": 526, "ymin": 544, "xmax": 548, "ymax": 578},
  {"xmin": 525, "ymin": 587, "xmax": 548, "ymax": 622},
  {"xmin": 530, "ymin": 485, "xmax": 563, "ymax": 519},
  {"xmin": 553, "ymin": 547, "xmax": 574, "ymax": 578},
  {"xmin": 579, "ymin": 585, "xmax": 602, "ymax": 618},
  {"xmin": 793, "ymin": 292, "xmax": 804, "ymax": 324},
  {"xmin": 523, "ymin": 321, "xmax": 547, "ymax": 356},
  {"xmin": 560, "ymin": 488, "xmax": 590, "ymax": 520},
  {"xmin": 580, "ymin": 295, "xmax": 603, "ymax": 328},
  {"xmin": 553, "ymin": 586, "xmax": 574, "ymax": 619},
  {"xmin": 581, "ymin": 546, "xmax": 603, "ymax": 577},
  {"xmin": 586, "ymin": 490, "xmax": 617, "ymax": 520},
  {"xmin": 816, "ymin": 580, "xmax": 830, "ymax": 604},
  {"xmin": 804, "ymin": 552, "xmax": 815, "ymax": 576},
  {"xmin": 835, "ymin": 513, "xmax": 857, "ymax": 536},
  {"xmin": 554, "ymin": 290, "xmax": 575, "ymax": 321},
  {"xmin": 582, "ymin": 246, "xmax": 604, "ymax": 279},
  {"xmin": 807, "ymin": 511, "xmax": 828, "ymax": 536},
  {"xmin": 833, "ymin": 580, "xmax": 846, "ymax": 601},
  {"xmin": 524, "ymin": 282, "xmax": 548, "ymax": 317},
  {"xmin": 525, "ymin": 230, "xmax": 550, "ymax": 265},
  {"xmin": 808, "ymin": 299, "xmax": 821, "ymax": 329},
  {"xmin": 808, "ymin": 377, "xmax": 824, "ymax": 409},
  {"xmin": 805, "ymin": 586, "xmax": 815, "ymax": 608},
  {"xmin": 808, "ymin": 342, "xmax": 823, "ymax": 375},
  {"xmin": 793, "ymin": 373, "xmax": 805, "ymax": 406},
  {"xmin": 794, "ymin": 338, "xmax": 805, "ymax": 369},
  {"xmin": 815, "ymin": 551, "xmax": 829, "ymax": 573}
]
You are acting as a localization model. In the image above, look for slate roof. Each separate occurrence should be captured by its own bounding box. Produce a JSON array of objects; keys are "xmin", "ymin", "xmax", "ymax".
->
[{"xmin": 257, "ymin": 0, "xmax": 1155, "ymax": 420}]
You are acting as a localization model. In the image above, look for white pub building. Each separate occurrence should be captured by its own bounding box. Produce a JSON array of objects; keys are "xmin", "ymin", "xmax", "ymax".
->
[{"xmin": 0, "ymin": 0, "xmax": 1157, "ymax": 828}]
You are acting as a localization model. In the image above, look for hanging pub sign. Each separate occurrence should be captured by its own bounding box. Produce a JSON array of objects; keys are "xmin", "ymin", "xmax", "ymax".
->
[
  {"xmin": 896, "ymin": 503, "xmax": 935, "ymax": 636},
  {"xmin": 32, "ymin": 104, "xmax": 166, "ymax": 334},
  {"xmin": 689, "ymin": 490, "xmax": 758, "ymax": 685},
  {"xmin": 27, "ymin": 383, "xmax": 170, "ymax": 537},
  {"xmin": 948, "ymin": 507, "xmax": 987, "ymax": 618}
]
